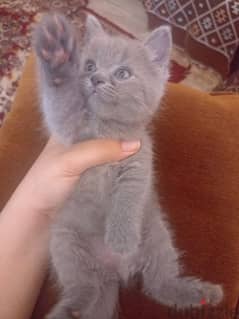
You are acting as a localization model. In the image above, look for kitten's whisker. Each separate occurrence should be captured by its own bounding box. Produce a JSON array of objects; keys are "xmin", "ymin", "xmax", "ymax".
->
[
  {"xmin": 43, "ymin": 25, "xmax": 54, "ymax": 44},
  {"xmin": 132, "ymin": 94, "xmax": 144, "ymax": 107},
  {"xmin": 68, "ymin": 36, "xmax": 75, "ymax": 52},
  {"xmin": 54, "ymin": 14, "xmax": 64, "ymax": 34},
  {"xmin": 100, "ymin": 85, "xmax": 117, "ymax": 98}
]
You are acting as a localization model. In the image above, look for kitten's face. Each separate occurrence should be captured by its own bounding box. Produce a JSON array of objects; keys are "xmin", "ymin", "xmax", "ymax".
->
[{"xmin": 79, "ymin": 16, "xmax": 172, "ymax": 126}]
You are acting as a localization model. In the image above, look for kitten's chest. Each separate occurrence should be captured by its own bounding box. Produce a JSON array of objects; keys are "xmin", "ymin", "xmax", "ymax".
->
[
  {"xmin": 78, "ymin": 165, "xmax": 116, "ymax": 199},
  {"xmin": 58, "ymin": 165, "xmax": 117, "ymax": 234},
  {"xmin": 67, "ymin": 165, "xmax": 118, "ymax": 233}
]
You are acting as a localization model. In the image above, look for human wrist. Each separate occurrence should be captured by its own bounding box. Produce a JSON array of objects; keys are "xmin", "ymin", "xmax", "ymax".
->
[
  {"xmin": 5, "ymin": 164, "xmax": 61, "ymax": 221},
  {"xmin": 1, "ymin": 175, "xmax": 54, "ymax": 234}
]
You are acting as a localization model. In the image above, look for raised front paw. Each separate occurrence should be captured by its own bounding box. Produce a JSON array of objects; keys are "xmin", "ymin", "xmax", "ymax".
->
[{"xmin": 33, "ymin": 14, "xmax": 77, "ymax": 83}]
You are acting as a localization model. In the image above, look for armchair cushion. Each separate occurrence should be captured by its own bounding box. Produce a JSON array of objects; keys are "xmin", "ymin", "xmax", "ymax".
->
[{"xmin": 1, "ymin": 54, "xmax": 239, "ymax": 318}]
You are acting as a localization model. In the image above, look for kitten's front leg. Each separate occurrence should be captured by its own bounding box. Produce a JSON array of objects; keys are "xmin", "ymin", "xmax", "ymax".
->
[
  {"xmin": 105, "ymin": 218, "xmax": 140, "ymax": 283},
  {"xmin": 105, "ymin": 159, "xmax": 151, "ymax": 258},
  {"xmin": 105, "ymin": 214, "xmax": 140, "ymax": 256},
  {"xmin": 33, "ymin": 14, "xmax": 78, "ymax": 86}
]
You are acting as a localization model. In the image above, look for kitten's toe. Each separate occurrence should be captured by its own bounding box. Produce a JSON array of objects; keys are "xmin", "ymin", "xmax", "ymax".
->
[
  {"xmin": 33, "ymin": 13, "xmax": 76, "ymax": 68},
  {"xmin": 201, "ymin": 282, "xmax": 223, "ymax": 306},
  {"xmin": 187, "ymin": 281, "xmax": 223, "ymax": 307}
]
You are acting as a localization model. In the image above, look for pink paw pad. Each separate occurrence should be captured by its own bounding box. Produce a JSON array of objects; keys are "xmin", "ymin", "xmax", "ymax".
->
[
  {"xmin": 41, "ymin": 49, "xmax": 51, "ymax": 61},
  {"xmin": 55, "ymin": 48, "xmax": 69, "ymax": 64},
  {"xmin": 200, "ymin": 298, "xmax": 207, "ymax": 305},
  {"xmin": 71, "ymin": 310, "xmax": 80, "ymax": 318}
]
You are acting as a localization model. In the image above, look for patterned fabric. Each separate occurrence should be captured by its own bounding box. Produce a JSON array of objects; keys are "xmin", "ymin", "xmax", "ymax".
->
[
  {"xmin": 143, "ymin": 0, "xmax": 239, "ymax": 78},
  {"xmin": 0, "ymin": 6, "xmax": 35, "ymax": 123}
]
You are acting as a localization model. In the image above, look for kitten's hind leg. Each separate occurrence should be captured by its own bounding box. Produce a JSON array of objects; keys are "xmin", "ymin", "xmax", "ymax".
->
[
  {"xmin": 33, "ymin": 14, "xmax": 78, "ymax": 85},
  {"xmin": 47, "ymin": 231, "xmax": 119, "ymax": 319},
  {"xmin": 140, "ymin": 210, "xmax": 223, "ymax": 309},
  {"xmin": 47, "ymin": 280, "xmax": 119, "ymax": 319},
  {"xmin": 144, "ymin": 275, "xmax": 223, "ymax": 309}
]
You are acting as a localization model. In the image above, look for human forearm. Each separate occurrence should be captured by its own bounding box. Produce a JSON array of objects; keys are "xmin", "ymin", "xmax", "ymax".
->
[{"xmin": 0, "ymin": 183, "xmax": 51, "ymax": 319}]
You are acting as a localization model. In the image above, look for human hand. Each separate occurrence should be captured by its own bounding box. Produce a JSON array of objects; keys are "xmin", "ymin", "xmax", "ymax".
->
[{"xmin": 13, "ymin": 137, "xmax": 140, "ymax": 218}]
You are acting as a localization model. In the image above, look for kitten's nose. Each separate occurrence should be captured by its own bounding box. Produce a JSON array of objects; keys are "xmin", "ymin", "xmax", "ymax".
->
[{"xmin": 91, "ymin": 74, "xmax": 105, "ymax": 87}]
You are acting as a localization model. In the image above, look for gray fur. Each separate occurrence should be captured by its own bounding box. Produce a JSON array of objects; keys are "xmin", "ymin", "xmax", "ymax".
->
[{"xmin": 33, "ymin": 14, "xmax": 223, "ymax": 319}]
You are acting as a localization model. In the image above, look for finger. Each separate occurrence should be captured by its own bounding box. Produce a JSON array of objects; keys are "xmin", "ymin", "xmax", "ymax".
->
[{"xmin": 61, "ymin": 139, "xmax": 141, "ymax": 176}]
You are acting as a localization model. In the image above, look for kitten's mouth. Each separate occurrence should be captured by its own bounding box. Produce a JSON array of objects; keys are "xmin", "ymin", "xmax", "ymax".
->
[
  {"xmin": 85, "ymin": 84, "xmax": 115, "ymax": 103},
  {"xmin": 89, "ymin": 86, "xmax": 98, "ymax": 96},
  {"xmin": 89, "ymin": 90, "xmax": 98, "ymax": 100},
  {"xmin": 84, "ymin": 88, "xmax": 97, "ymax": 100},
  {"xmin": 83, "ymin": 88, "xmax": 99, "ymax": 105}
]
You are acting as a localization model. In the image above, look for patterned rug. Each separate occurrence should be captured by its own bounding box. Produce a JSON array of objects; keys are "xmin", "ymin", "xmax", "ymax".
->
[
  {"xmin": 0, "ymin": 0, "xmax": 222, "ymax": 127},
  {"xmin": 0, "ymin": 0, "xmax": 89, "ymax": 126},
  {"xmin": 143, "ymin": 0, "xmax": 239, "ymax": 78}
]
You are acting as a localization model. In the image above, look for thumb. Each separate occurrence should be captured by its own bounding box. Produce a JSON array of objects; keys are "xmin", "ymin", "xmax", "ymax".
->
[{"xmin": 61, "ymin": 139, "xmax": 141, "ymax": 176}]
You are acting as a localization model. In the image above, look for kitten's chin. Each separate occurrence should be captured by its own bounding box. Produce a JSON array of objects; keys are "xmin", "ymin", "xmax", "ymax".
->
[
  {"xmin": 87, "ymin": 98, "xmax": 105, "ymax": 116},
  {"xmin": 83, "ymin": 88, "xmax": 96, "ymax": 103},
  {"xmin": 87, "ymin": 94, "xmax": 114, "ymax": 114}
]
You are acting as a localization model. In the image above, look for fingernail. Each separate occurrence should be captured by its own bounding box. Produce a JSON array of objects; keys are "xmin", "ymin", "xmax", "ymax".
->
[{"xmin": 121, "ymin": 140, "xmax": 141, "ymax": 152}]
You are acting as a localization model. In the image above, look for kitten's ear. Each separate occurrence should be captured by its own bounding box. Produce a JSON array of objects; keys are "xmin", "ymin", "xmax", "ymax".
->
[
  {"xmin": 84, "ymin": 15, "xmax": 104, "ymax": 41},
  {"xmin": 144, "ymin": 26, "xmax": 172, "ymax": 66}
]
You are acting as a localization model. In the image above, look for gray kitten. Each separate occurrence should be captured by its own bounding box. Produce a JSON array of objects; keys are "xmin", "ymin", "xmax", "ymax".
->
[{"xmin": 33, "ymin": 14, "xmax": 223, "ymax": 319}]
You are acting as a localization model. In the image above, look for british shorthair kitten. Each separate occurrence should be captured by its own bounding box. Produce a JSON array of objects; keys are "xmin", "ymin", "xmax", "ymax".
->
[{"xmin": 33, "ymin": 14, "xmax": 223, "ymax": 319}]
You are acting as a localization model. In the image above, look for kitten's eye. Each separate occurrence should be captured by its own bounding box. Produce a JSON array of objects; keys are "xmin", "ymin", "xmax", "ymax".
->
[
  {"xmin": 85, "ymin": 60, "xmax": 96, "ymax": 73},
  {"xmin": 114, "ymin": 67, "xmax": 132, "ymax": 80}
]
